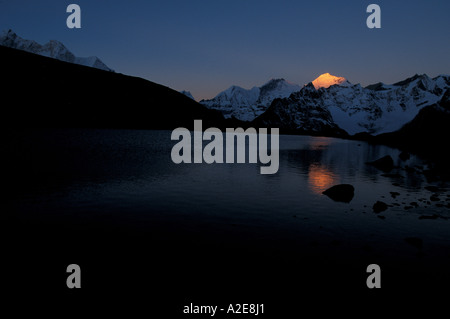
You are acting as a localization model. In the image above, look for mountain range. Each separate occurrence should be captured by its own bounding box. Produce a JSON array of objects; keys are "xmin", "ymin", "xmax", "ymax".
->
[
  {"xmin": 203, "ymin": 73, "xmax": 449, "ymax": 136},
  {"xmin": 0, "ymin": 29, "xmax": 113, "ymax": 71},
  {"xmin": 200, "ymin": 78, "xmax": 301, "ymax": 121},
  {"xmin": 2, "ymin": 31, "xmax": 449, "ymax": 165}
]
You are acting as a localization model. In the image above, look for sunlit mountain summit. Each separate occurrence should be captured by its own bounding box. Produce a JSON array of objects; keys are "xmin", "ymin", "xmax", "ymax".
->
[{"xmin": 312, "ymin": 73, "xmax": 350, "ymax": 89}]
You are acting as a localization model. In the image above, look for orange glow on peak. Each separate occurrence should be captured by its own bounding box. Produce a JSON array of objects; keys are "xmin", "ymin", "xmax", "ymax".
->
[{"xmin": 312, "ymin": 73, "xmax": 347, "ymax": 89}]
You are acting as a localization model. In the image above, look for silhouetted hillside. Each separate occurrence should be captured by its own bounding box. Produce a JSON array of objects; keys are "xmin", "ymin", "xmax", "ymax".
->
[
  {"xmin": 373, "ymin": 90, "xmax": 450, "ymax": 179},
  {"xmin": 375, "ymin": 90, "xmax": 450, "ymax": 156},
  {"xmin": 1, "ymin": 45, "xmax": 224, "ymax": 130}
]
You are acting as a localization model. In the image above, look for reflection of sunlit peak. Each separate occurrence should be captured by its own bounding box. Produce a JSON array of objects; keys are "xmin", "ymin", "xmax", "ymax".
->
[
  {"xmin": 308, "ymin": 164, "xmax": 338, "ymax": 194},
  {"xmin": 309, "ymin": 136, "xmax": 332, "ymax": 150},
  {"xmin": 312, "ymin": 73, "xmax": 347, "ymax": 89}
]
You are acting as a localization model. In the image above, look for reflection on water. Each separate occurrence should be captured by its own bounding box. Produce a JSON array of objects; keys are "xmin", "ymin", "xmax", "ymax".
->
[
  {"xmin": 308, "ymin": 164, "xmax": 339, "ymax": 194},
  {"xmin": 307, "ymin": 136, "xmax": 332, "ymax": 151},
  {"xmin": 11, "ymin": 128, "xmax": 450, "ymax": 273}
]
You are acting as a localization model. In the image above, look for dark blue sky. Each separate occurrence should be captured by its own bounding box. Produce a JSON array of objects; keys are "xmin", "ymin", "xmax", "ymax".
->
[{"xmin": 1, "ymin": 0, "xmax": 449, "ymax": 100}]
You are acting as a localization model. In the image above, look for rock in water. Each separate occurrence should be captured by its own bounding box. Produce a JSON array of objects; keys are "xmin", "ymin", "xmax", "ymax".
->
[
  {"xmin": 390, "ymin": 192, "xmax": 400, "ymax": 198},
  {"xmin": 399, "ymin": 151, "xmax": 410, "ymax": 161},
  {"xmin": 366, "ymin": 155, "xmax": 394, "ymax": 172},
  {"xmin": 373, "ymin": 201, "xmax": 388, "ymax": 213},
  {"xmin": 322, "ymin": 184, "xmax": 355, "ymax": 203},
  {"xmin": 424, "ymin": 186, "xmax": 440, "ymax": 193}
]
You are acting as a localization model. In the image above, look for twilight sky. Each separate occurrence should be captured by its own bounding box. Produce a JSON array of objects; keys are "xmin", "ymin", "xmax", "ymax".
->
[{"xmin": 1, "ymin": 0, "xmax": 449, "ymax": 100}]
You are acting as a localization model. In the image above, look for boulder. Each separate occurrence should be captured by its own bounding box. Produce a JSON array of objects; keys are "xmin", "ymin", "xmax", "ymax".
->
[
  {"xmin": 373, "ymin": 201, "xmax": 388, "ymax": 213},
  {"xmin": 366, "ymin": 155, "xmax": 394, "ymax": 172},
  {"xmin": 390, "ymin": 192, "xmax": 400, "ymax": 198},
  {"xmin": 322, "ymin": 184, "xmax": 355, "ymax": 203},
  {"xmin": 424, "ymin": 186, "xmax": 440, "ymax": 193},
  {"xmin": 430, "ymin": 195, "xmax": 440, "ymax": 201},
  {"xmin": 399, "ymin": 151, "xmax": 410, "ymax": 161}
]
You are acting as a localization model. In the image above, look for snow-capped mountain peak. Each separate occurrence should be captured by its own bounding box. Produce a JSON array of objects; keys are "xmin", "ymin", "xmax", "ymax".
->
[
  {"xmin": 200, "ymin": 78, "xmax": 301, "ymax": 121},
  {"xmin": 0, "ymin": 29, "xmax": 113, "ymax": 71},
  {"xmin": 258, "ymin": 78, "xmax": 301, "ymax": 105},
  {"xmin": 180, "ymin": 90, "xmax": 195, "ymax": 100},
  {"xmin": 312, "ymin": 73, "xmax": 349, "ymax": 89},
  {"xmin": 254, "ymin": 74, "xmax": 449, "ymax": 135}
]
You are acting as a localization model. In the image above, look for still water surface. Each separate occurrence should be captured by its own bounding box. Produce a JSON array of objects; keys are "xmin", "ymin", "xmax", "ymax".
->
[{"xmin": 15, "ymin": 129, "xmax": 450, "ymax": 272}]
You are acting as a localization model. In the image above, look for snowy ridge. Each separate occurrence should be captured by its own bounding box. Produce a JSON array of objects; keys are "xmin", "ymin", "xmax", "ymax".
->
[
  {"xmin": 200, "ymin": 79, "xmax": 301, "ymax": 121},
  {"xmin": 255, "ymin": 82, "xmax": 344, "ymax": 134},
  {"xmin": 0, "ymin": 29, "xmax": 113, "ymax": 71},
  {"xmin": 180, "ymin": 90, "xmax": 195, "ymax": 100},
  {"xmin": 257, "ymin": 74, "xmax": 450, "ymax": 135}
]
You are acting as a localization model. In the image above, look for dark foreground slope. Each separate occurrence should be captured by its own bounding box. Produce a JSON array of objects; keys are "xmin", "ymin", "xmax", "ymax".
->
[
  {"xmin": 0, "ymin": 45, "xmax": 223, "ymax": 129},
  {"xmin": 373, "ymin": 89, "xmax": 450, "ymax": 179}
]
